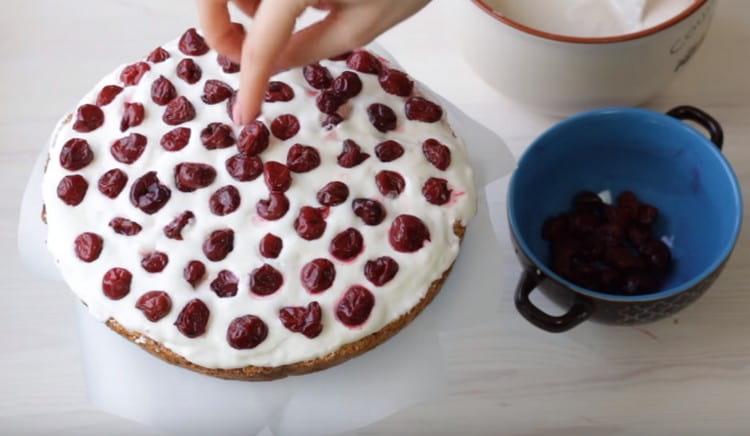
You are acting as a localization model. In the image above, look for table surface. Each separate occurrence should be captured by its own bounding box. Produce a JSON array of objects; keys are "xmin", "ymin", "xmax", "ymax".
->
[{"xmin": 2, "ymin": 1, "xmax": 749, "ymax": 435}]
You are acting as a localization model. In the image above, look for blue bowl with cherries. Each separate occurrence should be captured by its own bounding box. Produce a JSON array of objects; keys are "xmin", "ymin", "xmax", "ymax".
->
[{"xmin": 507, "ymin": 106, "xmax": 742, "ymax": 332}]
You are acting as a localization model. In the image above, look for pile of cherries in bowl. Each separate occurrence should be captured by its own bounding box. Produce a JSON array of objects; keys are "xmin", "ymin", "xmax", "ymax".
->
[{"xmin": 542, "ymin": 190, "xmax": 673, "ymax": 295}]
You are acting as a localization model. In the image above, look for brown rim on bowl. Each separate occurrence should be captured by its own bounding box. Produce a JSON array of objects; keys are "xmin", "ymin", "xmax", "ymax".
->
[{"xmin": 472, "ymin": 0, "xmax": 707, "ymax": 44}]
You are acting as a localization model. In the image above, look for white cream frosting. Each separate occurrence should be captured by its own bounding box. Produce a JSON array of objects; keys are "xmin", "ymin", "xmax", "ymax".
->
[{"xmin": 42, "ymin": 31, "xmax": 476, "ymax": 369}]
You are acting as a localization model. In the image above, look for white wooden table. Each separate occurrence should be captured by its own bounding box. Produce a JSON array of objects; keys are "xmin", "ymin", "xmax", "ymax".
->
[{"xmin": 2, "ymin": 1, "xmax": 749, "ymax": 434}]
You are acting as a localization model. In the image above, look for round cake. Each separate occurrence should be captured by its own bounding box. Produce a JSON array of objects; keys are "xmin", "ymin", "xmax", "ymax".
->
[{"xmin": 42, "ymin": 28, "xmax": 476, "ymax": 380}]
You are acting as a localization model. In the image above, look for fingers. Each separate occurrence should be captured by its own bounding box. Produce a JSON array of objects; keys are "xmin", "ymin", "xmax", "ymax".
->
[
  {"xmin": 197, "ymin": 0, "xmax": 247, "ymax": 62},
  {"xmin": 234, "ymin": 0, "xmax": 310, "ymax": 124},
  {"xmin": 275, "ymin": 0, "xmax": 430, "ymax": 71}
]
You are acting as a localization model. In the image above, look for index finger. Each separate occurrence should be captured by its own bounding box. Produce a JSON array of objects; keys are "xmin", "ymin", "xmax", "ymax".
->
[{"xmin": 234, "ymin": 0, "xmax": 310, "ymax": 124}]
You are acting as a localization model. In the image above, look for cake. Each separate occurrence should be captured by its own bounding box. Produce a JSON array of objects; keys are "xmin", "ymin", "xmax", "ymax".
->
[{"xmin": 41, "ymin": 28, "xmax": 476, "ymax": 380}]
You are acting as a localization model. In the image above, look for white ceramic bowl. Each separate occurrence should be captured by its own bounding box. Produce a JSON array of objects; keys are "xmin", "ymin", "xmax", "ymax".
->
[{"xmin": 447, "ymin": 0, "xmax": 715, "ymax": 115}]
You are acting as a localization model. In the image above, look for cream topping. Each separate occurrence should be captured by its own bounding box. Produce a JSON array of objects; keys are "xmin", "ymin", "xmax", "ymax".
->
[{"xmin": 42, "ymin": 31, "xmax": 476, "ymax": 369}]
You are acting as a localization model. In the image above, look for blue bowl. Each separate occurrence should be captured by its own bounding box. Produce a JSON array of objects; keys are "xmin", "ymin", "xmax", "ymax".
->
[{"xmin": 508, "ymin": 106, "xmax": 742, "ymax": 332}]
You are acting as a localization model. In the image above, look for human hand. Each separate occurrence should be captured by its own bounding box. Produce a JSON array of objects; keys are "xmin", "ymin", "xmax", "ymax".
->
[{"xmin": 198, "ymin": 0, "xmax": 430, "ymax": 125}]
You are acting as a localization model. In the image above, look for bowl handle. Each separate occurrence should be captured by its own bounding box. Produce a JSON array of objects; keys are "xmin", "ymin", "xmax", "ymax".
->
[
  {"xmin": 514, "ymin": 268, "xmax": 593, "ymax": 333},
  {"xmin": 667, "ymin": 105, "xmax": 724, "ymax": 150}
]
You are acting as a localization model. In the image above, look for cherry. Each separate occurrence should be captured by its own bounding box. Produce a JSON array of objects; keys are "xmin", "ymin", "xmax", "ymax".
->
[
  {"xmin": 203, "ymin": 229, "xmax": 234, "ymax": 262},
  {"xmin": 183, "ymin": 260, "xmax": 206, "ymax": 287},
  {"xmin": 256, "ymin": 192, "xmax": 289, "ymax": 220},
  {"xmin": 151, "ymin": 76, "xmax": 177, "ymax": 106},
  {"xmin": 200, "ymin": 122, "xmax": 236, "ymax": 149},
  {"xmin": 211, "ymin": 270, "xmax": 239, "ymax": 298},
  {"xmin": 174, "ymin": 299, "xmax": 210, "ymax": 338},
  {"xmin": 375, "ymin": 170, "xmax": 405, "ymax": 198},
  {"xmin": 300, "ymin": 258, "xmax": 335, "ymax": 293},
  {"xmin": 227, "ymin": 315, "xmax": 268, "ymax": 349},
  {"xmin": 316, "ymin": 90, "xmax": 345, "ymax": 114},
  {"xmin": 336, "ymin": 285, "xmax": 375, "ymax": 327},
  {"xmin": 573, "ymin": 191, "xmax": 603, "ymax": 214},
  {"xmin": 111, "ymin": 133, "xmax": 147, "ymax": 164},
  {"xmin": 422, "ymin": 177, "xmax": 451, "ymax": 205},
  {"xmin": 147, "ymin": 47, "xmax": 170, "ymax": 63},
  {"xmin": 74, "ymin": 232, "xmax": 103, "ymax": 262},
  {"xmin": 598, "ymin": 266, "xmax": 624, "ymax": 293},
  {"xmin": 627, "ymin": 225, "xmax": 652, "ymax": 249},
  {"xmin": 209, "ymin": 185, "xmax": 241, "ymax": 216},
  {"xmin": 120, "ymin": 103, "xmax": 145, "ymax": 132},
  {"xmin": 96, "ymin": 85, "xmax": 123, "ymax": 106},
  {"xmin": 130, "ymin": 171, "xmax": 171, "ymax": 214},
  {"xmin": 638, "ymin": 204, "xmax": 659, "ymax": 226},
  {"xmin": 120, "ymin": 62, "xmax": 150, "ymax": 86},
  {"xmin": 287, "ymin": 144, "xmax": 321, "ymax": 173},
  {"xmin": 263, "ymin": 161, "xmax": 292, "ymax": 192},
  {"xmin": 322, "ymin": 114, "xmax": 344, "ymax": 130},
  {"xmin": 102, "ymin": 267, "xmax": 131, "ymax": 300},
  {"xmin": 259, "ymin": 233, "xmax": 283, "ymax": 258},
  {"xmin": 329, "ymin": 228, "xmax": 364, "ymax": 261},
  {"xmin": 303, "ymin": 63, "xmax": 333, "ymax": 89},
  {"xmin": 364, "ymin": 256, "xmax": 399, "ymax": 286},
  {"xmin": 217, "ymin": 54, "xmax": 240, "ymax": 73},
  {"xmin": 569, "ymin": 211, "xmax": 599, "ymax": 236},
  {"xmin": 201, "ymin": 80, "xmax": 233, "ymax": 104},
  {"xmin": 226, "ymin": 153, "xmax": 263, "ymax": 181},
  {"xmin": 604, "ymin": 204, "xmax": 633, "ymax": 228},
  {"xmin": 378, "ymin": 69, "xmax": 413, "ymax": 97},
  {"xmin": 249, "ymin": 264, "xmax": 283, "ymax": 296},
  {"xmin": 164, "ymin": 211, "xmax": 195, "ymax": 240},
  {"xmin": 640, "ymin": 239, "xmax": 672, "ymax": 272},
  {"xmin": 422, "ymin": 139, "xmax": 451, "ymax": 170},
  {"xmin": 264, "ymin": 81, "xmax": 295, "ymax": 102},
  {"xmin": 109, "ymin": 217, "xmax": 142, "ymax": 236},
  {"xmin": 57, "ymin": 175, "xmax": 88, "ymax": 206},
  {"xmin": 178, "ymin": 28, "xmax": 209, "ymax": 56},
  {"xmin": 389, "ymin": 215, "xmax": 430, "ymax": 253},
  {"xmin": 294, "ymin": 206, "xmax": 327, "ymax": 240},
  {"xmin": 163, "ymin": 96, "xmax": 196, "ymax": 125},
  {"xmin": 353, "ymin": 199, "xmax": 386, "ymax": 226},
  {"xmin": 623, "ymin": 271, "xmax": 659, "ymax": 295},
  {"xmin": 174, "ymin": 162, "xmax": 217, "ymax": 192},
  {"xmin": 338, "ymin": 139, "xmax": 370, "ymax": 168},
  {"xmin": 141, "ymin": 251, "xmax": 168, "ymax": 273},
  {"xmin": 59, "ymin": 138, "xmax": 93, "ymax": 171},
  {"xmin": 605, "ymin": 244, "xmax": 644, "ymax": 271},
  {"xmin": 73, "ymin": 104, "xmax": 104, "ymax": 133},
  {"xmin": 270, "ymin": 114, "xmax": 300, "ymax": 140},
  {"xmin": 367, "ymin": 103, "xmax": 397, "ymax": 132},
  {"xmin": 375, "ymin": 140, "xmax": 404, "ymax": 162},
  {"xmin": 279, "ymin": 302, "xmax": 323, "ymax": 338},
  {"xmin": 332, "ymin": 71, "xmax": 363, "ymax": 99},
  {"xmin": 405, "ymin": 97, "xmax": 443, "ymax": 123},
  {"xmin": 237, "ymin": 120, "xmax": 270, "ymax": 155},
  {"xmin": 594, "ymin": 224, "xmax": 624, "ymax": 246},
  {"xmin": 136, "ymin": 291, "xmax": 172, "ymax": 322},
  {"xmin": 97, "ymin": 169, "xmax": 127, "ymax": 199},
  {"xmin": 617, "ymin": 191, "xmax": 641, "ymax": 214},
  {"xmin": 542, "ymin": 215, "xmax": 569, "ymax": 241},
  {"xmin": 346, "ymin": 50, "xmax": 382, "ymax": 74},
  {"xmin": 177, "ymin": 58, "xmax": 202, "ymax": 84},
  {"xmin": 160, "ymin": 127, "xmax": 191, "ymax": 152},
  {"xmin": 317, "ymin": 181, "xmax": 349, "ymax": 206}
]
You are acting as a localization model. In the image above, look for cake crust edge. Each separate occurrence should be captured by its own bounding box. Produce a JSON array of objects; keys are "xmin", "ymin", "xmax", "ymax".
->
[{"xmin": 104, "ymin": 223, "xmax": 465, "ymax": 381}]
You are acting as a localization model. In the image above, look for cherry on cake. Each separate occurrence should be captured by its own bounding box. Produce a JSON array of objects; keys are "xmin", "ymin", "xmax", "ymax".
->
[{"xmin": 41, "ymin": 28, "xmax": 476, "ymax": 380}]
